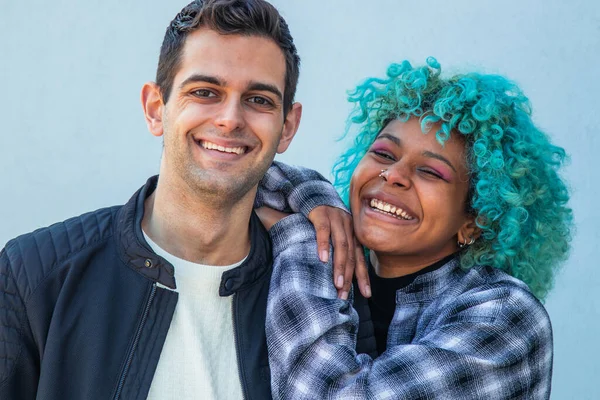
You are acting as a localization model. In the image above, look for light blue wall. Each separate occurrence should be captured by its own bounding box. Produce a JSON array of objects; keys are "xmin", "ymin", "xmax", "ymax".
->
[{"xmin": 1, "ymin": 0, "xmax": 598, "ymax": 398}]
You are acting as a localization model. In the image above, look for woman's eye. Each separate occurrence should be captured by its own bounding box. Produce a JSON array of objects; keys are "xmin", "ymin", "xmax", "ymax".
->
[
  {"xmin": 419, "ymin": 169, "xmax": 443, "ymax": 179},
  {"xmin": 371, "ymin": 150, "xmax": 395, "ymax": 161}
]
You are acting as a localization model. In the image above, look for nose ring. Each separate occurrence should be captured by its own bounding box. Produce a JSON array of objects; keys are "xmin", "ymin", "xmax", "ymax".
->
[{"xmin": 379, "ymin": 169, "xmax": 387, "ymax": 181}]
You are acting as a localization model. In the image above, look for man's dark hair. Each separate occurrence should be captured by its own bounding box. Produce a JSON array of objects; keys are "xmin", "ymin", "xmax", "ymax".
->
[{"xmin": 157, "ymin": 0, "xmax": 300, "ymax": 115}]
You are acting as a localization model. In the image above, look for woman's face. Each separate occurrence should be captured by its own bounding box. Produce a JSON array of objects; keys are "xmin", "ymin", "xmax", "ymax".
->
[{"xmin": 350, "ymin": 118, "xmax": 474, "ymax": 267}]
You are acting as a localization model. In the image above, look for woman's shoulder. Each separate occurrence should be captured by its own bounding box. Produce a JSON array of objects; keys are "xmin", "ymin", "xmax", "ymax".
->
[
  {"xmin": 459, "ymin": 264, "xmax": 531, "ymax": 293},
  {"xmin": 437, "ymin": 263, "xmax": 551, "ymax": 326}
]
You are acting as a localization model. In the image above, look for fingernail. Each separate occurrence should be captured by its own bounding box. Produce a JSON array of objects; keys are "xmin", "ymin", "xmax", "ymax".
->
[
  {"xmin": 340, "ymin": 291, "xmax": 349, "ymax": 300},
  {"xmin": 364, "ymin": 284, "xmax": 371, "ymax": 298},
  {"xmin": 336, "ymin": 275, "xmax": 344, "ymax": 289},
  {"xmin": 320, "ymin": 250, "xmax": 328, "ymax": 262}
]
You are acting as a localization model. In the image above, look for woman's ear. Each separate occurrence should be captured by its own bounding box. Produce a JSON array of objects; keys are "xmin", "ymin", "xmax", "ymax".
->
[{"xmin": 457, "ymin": 215, "xmax": 482, "ymax": 245}]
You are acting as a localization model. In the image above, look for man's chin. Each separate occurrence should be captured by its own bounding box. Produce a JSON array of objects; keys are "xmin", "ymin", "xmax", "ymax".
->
[{"xmin": 184, "ymin": 171, "xmax": 259, "ymax": 203}]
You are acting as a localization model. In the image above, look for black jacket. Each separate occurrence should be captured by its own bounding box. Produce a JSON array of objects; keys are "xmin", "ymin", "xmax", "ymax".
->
[{"xmin": 0, "ymin": 176, "xmax": 273, "ymax": 399}]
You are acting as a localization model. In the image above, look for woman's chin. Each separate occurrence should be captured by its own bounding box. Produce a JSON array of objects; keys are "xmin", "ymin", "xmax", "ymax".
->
[
  {"xmin": 354, "ymin": 216, "xmax": 418, "ymax": 254},
  {"xmin": 356, "ymin": 230, "xmax": 411, "ymax": 256}
]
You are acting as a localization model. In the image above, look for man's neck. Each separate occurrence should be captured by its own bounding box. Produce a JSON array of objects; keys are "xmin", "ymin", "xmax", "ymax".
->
[{"xmin": 141, "ymin": 176, "xmax": 255, "ymax": 266}]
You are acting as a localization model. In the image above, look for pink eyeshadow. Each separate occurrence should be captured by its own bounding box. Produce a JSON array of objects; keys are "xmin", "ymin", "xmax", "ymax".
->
[
  {"xmin": 431, "ymin": 166, "xmax": 452, "ymax": 181},
  {"xmin": 370, "ymin": 144, "xmax": 391, "ymax": 153}
]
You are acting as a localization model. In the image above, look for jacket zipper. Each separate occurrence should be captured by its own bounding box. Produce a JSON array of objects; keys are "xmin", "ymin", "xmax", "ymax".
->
[
  {"xmin": 232, "ymin": 293, "xmax": 248, "ymax": 400},
  {"xmin": 113, "ymin": 283, "xmax": 157, "ymax": 400}
]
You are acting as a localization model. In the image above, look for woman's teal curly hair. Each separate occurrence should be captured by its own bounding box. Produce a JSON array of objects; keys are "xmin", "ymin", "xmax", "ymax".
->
[{"xmin": 333, "ymin": 57, "xmax": 572, "ymax": 301}]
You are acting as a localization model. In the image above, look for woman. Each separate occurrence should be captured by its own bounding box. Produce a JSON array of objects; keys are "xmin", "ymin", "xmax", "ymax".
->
[{"xmin": 263, "ymin": 58, "xmax": 572, "ymax": 399}]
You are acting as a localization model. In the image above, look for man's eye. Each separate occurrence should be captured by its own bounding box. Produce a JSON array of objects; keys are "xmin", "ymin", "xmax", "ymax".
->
[
  {"xmin": 192, "ymin": 89, "xmax": 215, "ymax": 98},
  {"xmin": 248, "ymin": 96, "xmax": 272, "ymax": 106}
]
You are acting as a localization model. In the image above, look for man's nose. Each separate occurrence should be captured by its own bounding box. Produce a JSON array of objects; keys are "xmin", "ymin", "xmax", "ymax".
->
[{"xmin": 213, "ymin": 98, "xmax": 245, "ymax": 132}]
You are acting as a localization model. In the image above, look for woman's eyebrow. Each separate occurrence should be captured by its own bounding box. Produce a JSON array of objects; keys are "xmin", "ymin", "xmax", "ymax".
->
[
  {"xmin": 376, "ymin": 133, "xmax": 457, "ymax": 173},
  {"xmin": 422, "ymin": 151, "xmax": 457, "ymax": 173},
  {"xmin": 376, "ymin": 133, "xmax": 401, "ymax": 146}
]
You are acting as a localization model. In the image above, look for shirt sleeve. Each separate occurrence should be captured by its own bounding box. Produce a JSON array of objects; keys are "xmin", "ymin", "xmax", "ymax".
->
[
  {"xmin": 266, "ymin": 214, "xmax": 553, "ymax": 400},
  {"xmin": 255, "ymin": 161, "xmax": 348, "ymax": 216}
]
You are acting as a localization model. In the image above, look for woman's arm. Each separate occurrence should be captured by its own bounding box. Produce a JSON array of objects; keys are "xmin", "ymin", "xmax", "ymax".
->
[
  {"xmin": 256, "ymin": 161, "xmax": 369, "ymax": 298},
  {"xmin": 267, "ymin": 214, "xmax": 552, "ymax": 400},
  {"xmin": 255, "ymin": 161, "xmax": 347, "ymax": 216}
]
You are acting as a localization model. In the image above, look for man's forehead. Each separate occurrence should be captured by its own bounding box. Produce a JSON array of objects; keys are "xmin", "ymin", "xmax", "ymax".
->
[{"xmin": 175, "ymin": 28, "xmax": 286, "ymax": 92}]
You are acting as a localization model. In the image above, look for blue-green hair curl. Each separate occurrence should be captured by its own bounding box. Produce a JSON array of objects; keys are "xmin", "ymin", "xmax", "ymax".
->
[{"xmin": 333, "ymin": 58, "xmax": 572, "ymax": 301}]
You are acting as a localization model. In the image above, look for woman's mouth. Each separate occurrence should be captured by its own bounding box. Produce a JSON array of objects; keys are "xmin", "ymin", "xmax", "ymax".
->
[{"xmin": 369, "ymin": 198, "xmax": 415, "ymax": 221}]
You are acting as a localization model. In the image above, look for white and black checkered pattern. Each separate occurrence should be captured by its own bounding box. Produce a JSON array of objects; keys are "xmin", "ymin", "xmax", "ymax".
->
[
  {"xmin": 255, "ymin": 161, "xmax": 348, "ymax": 215},
  {"xmin": 267, "ymin": 214, "xmax": 553, "ymax": 400}
]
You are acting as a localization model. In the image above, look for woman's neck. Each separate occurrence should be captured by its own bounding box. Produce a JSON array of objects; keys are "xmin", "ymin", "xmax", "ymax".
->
[{"xmin": 370, "ymin": 250, "xmax": 458, "ymax": 278}]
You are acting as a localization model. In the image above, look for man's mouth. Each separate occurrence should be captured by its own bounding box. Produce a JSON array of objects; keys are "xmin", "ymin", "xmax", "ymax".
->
[
  {"xmin": 199, "ymin": 140, "xmax": 246, "ymax": 155},
  {"xmin": 369, "ymin": 198, "xmax": 415, "ymax": 220}
]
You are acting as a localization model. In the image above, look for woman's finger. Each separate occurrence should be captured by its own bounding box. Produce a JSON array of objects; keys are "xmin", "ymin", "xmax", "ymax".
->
[
  {"xmin": 330, "ymin": 211, "xmax": 350, "ymax": 291},
  {"xmin": 308, "ymin": 207, "xmax": 332, "ymax": 264},
  {"xmin": 354, "ymin": 239, "xmax": 370, "ymax": 298}
]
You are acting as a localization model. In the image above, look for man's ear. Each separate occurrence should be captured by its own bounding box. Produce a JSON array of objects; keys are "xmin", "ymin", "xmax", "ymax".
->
[
  {"xmin": 277, "ymin": 102, "xmax": 302, "ymax": 154},
  {"xmin": 141, "ymin": 82, "xmax": 165, "ymax": 137},
  {"xmin": 457, "ymin": 215, "xmax": 482, "ymax": 245}
]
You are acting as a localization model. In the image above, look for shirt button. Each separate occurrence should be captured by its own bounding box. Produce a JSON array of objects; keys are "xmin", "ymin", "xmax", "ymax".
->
[
  {"xmin": 224, "ymin": 278, "xmax": 234, "ymax": 291},
  {"xmin": 144, "ymin": 259, "xmax": 153, "ymax": 268}
]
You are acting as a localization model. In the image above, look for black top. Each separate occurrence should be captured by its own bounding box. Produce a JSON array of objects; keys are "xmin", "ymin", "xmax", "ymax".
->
[{"xmin": 368, "ymin": 253, "xmax": 458, "ymax": 354}]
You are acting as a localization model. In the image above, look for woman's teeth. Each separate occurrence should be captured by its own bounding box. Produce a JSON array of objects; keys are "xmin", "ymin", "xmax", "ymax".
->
[{"xmin": 369, "ymin": 199, "xmax": 414, "ymax": 220}]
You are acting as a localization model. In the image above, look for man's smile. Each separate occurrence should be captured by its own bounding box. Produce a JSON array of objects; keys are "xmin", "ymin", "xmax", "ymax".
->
[{"xmin": 198, "ymin": 139, "xmax": 247, "ymax": 155}]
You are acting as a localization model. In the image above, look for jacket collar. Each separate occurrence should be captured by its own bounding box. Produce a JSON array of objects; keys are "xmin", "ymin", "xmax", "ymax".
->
[
  {"xmin": 114, "ymin": 176, "xmax": 272, "ymax": 292},
  {"xmin": 394, "ymin": 257, "xmax": 463, "ymax": 304}
]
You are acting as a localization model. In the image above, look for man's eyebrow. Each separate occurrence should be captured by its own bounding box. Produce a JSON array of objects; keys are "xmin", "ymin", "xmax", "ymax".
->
[
  {"xmin": 248, "ymin": 81, "xmax": 283, "ymax": 102},
  {"xmin": 376, "ymin": 133, "xmax": 457, "ymax": 172},
  {"xmin": 179, "ymin": 74, "xmax": 224, "ymax": 90}
]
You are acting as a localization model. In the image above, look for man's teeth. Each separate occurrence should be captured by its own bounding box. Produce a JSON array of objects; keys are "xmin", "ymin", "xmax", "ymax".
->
[
  {"xmin": 201, "ymin": 141, "xmax": 245, "ymax": 155},
  {"xmin": 369, "ymin": 199, "xmax": 414, "ymax": 220}
]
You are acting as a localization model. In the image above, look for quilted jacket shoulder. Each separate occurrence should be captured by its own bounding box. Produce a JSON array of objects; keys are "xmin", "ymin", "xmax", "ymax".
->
[
  {"xmin": 3, "ymin": 206, "xmax": 119, "ymax": 302},
  {"xmin": 0, "ymin": 206, "xmax": 120, "ymax": 385}
]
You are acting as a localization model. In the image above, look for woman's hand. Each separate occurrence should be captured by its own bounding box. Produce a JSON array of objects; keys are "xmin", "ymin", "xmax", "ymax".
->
[{"xmin": 255, "ymin": 206, "xmax": 371, "ymax": 300}]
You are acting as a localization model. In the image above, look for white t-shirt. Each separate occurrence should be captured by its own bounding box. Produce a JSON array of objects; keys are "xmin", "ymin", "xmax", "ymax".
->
[{"xmin": 144, "ymin": 232, "xmax": 246, "ymax": 400}]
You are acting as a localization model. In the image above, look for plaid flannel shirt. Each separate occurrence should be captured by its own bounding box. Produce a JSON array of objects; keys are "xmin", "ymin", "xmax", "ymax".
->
[
  {"xmin": 255, "ymin": 161, "xmax": 347, "ymax": 215},
  {"xmin": 266, "ymin": 214, "xmax": 553, "ymax": 400}
]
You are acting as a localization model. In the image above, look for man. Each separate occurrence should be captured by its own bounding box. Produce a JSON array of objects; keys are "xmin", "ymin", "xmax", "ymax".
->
[{"xmin": 0, "ymin": 1, "xmax": 363, "ymax": 399}]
